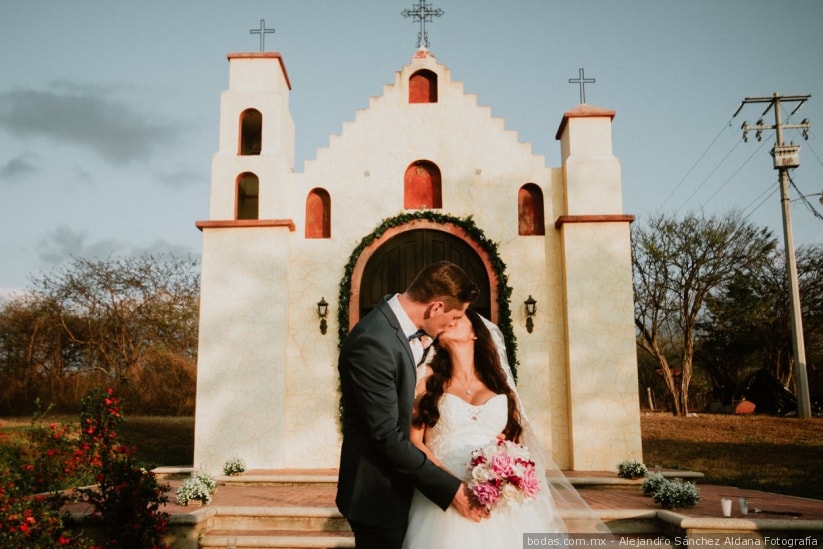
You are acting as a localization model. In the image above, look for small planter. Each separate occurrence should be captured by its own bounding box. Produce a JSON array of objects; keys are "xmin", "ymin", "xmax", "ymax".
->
[
  {"xmin": 617, "ymin": 459, "xmax": 648, "ymax": 479},
  {"xmin": 223, "ymin": 457, "xmax": 247, "ymax": 476},
  {"xmin": 176, "ymin": 470, "xmax": 216, "ymax": 506},
  {"xmin": 651, "ymin": 479, "xmax": 700, "ymax": 509},
  {"xmin": 641, "ymin": 472, "xmax": 667, "ymax": 496}
]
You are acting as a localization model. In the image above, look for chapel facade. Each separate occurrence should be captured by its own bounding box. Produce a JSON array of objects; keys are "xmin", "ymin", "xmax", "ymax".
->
[{"xmin": 193, "ymin": 48, "xmax": 642, "ymax": 474}]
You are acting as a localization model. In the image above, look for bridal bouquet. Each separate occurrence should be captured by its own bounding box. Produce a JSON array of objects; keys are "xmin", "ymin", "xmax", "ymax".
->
[{"xmin": 467, "ymin": 439, "xmax": 540, "ymax": 510}]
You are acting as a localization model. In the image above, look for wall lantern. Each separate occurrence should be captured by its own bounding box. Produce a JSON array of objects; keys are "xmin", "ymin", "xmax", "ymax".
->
[
  {"xmin": 317, "ymin": 297, "xmax": 329, "ymax": 335},
  {"xmin": 524, "ymin": 295, "xmax": 537, "ymax": 334}
]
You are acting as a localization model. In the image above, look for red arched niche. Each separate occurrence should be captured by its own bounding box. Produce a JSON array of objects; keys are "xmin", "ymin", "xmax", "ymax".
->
[
  {"xmin": 348, "ymin": 220, "xmax": 499, "ymax": 330},
  {"xmin": 305, "ymin": 188, "xmax": 331, "ymax": 239},
  {"xmin": 409, "ymin": 69, "xmax": 438, "ymax": 103},
  {"xmin": 518, "ymin": 183, "xmax": 545, "ymax": 236},
  {"xmin": 404, "ymin": 160, "xmax": 442, "ymax": 210}
]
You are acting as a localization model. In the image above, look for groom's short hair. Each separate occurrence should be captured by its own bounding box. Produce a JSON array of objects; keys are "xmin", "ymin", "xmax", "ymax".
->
[{"xmin": 405, "ymin": 260, "xmax": 479, "ymax": 311}]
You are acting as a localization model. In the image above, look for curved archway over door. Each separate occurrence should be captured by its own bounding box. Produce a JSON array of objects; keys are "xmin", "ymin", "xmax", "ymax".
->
[{"xmin": 358, "ymin": 229, "xmax": 491, "ymax": 320}]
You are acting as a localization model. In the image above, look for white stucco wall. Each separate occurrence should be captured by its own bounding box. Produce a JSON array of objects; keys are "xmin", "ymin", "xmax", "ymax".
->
[{"xmin": 193, "ymin": 49, "xmax": 642, "ymax": 473}]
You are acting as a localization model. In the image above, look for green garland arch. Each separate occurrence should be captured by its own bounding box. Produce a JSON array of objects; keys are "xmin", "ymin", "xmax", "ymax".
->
[{"xmin": 336, "ymin": 210, "xmax": 518, "ymax": 378}]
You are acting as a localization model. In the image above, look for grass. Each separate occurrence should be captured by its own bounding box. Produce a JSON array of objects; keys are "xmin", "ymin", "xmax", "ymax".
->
[
  {"xmin": 0, "ymin": 414, "xmax": 195, "ymax": 471},
  {"xmin": 640, "ymin": 412, "xmax": 823, "ymax": 500},
  {"xmin": 2, "ymin": 413, "xmax": 821, "ymax": 501},
  {"xmin": 119, "ymin": 416, "xmax": 195, "ymax": 468}
]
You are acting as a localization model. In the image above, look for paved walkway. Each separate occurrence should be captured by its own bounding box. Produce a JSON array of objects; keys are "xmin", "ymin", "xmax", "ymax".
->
[{"xmin": 149, "ymin": 469, "xmax": 823, "ymax": 522}]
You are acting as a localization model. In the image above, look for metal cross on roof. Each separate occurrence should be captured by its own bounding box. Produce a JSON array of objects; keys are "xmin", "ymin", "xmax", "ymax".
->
[
  {"xmin": 250, "ymin": 19, "xmax": 275, "ymax": 52},
  {"xmin": 402, "ymin": 0, "xmax": 444, "ymax": 49},
  {"xmin": 568, "ymin": 67, "xmax": 596, "ymax": 104}
]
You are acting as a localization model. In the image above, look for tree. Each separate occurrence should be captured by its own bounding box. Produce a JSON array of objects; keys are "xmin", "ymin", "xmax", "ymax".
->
[
  {"xmin": 33, "ymin": 254, "xmax": 200, "ymax": 382},
  {"xmin": 697, "ymin": 261, "xmax": 786, "ymax": 404},
  {"xmin": 0, "ymin": 253, "xmax": 199, "ymax": 414},
  {"xmin": 0, "ymin": 292, "xmax": 88, "ymax": 410},
  {"xmin": 698, "ymin": 243, "xmax": 823, "ymax": 403},
  {"xmin": 632, "ymin": 211, "xmax": 776, "ymax": 416}
]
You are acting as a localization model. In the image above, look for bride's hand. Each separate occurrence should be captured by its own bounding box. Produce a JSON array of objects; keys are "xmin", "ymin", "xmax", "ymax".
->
[{"xmin": 451, "ymin": 483, "xmax": 490, "ymax": 522}]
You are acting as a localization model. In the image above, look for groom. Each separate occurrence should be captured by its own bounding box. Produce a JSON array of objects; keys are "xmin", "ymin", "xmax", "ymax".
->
[{"xmin": 336, "ymin": 260, "xmax": 486, "ymax": 549}]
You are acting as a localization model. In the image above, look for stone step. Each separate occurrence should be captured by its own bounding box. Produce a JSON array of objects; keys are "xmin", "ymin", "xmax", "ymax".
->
[
  {"xmin": 186, "ymin": 469, "xmax": 675, "ymax": 547},
  {"xmin": 169, "ymin": 468, "xmax": 823, "ymax": 548},
  {"xmin": 207, "ymin": 507, "xmax": 349, "ymax": 532},
  {"xmin": 199, "ymin": 529, "xmax": 354, "ymax": 549},
  {"xmin": 218, "ymin": 472, "xmax": 339, "ymax": 489}
]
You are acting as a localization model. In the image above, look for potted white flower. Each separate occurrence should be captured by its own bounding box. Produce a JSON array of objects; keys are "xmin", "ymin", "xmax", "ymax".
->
[
  {"xmin": 176, "ymin": 470, "xmax": 217, "ymax": 506},
  {"xmin": 223, "ymin": 457, "xmax": 247, "ymax": 476},
  {"xmin": 641, "ymin": 472, "xmax": 667, "ymax": 496},
  {"xmin": 617, "ymin": 459, "xmax": 648, "ymax": 479},
  {"xmin": 651, "ymin": 479, "xmax": 701, "ymax": 509}
]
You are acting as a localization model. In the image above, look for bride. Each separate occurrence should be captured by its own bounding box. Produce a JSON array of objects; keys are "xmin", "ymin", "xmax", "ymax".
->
[{"xmin": 402, "ymin": 309, "xmax": 607, "ymax": 549}]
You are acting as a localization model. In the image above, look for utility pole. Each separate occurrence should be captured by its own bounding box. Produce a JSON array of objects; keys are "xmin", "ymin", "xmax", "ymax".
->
[{"xmin": 735, "ymin": 93, "xmax": 812, "ymax": 418}]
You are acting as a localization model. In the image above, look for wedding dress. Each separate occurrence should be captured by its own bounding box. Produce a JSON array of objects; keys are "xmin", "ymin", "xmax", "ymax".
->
[
  {"xmin": 403, "ymin": 317, "xmax": 610, "ymax": 549},
  {"xmin": 402, "ymin": 392, "xmax": 566, "ymax": 549}
]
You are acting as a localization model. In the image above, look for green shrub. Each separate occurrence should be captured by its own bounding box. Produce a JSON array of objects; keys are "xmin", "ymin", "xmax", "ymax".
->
[
  {"xmin": 617, "ymin": 459, "xmax": 648, "ymax": 479},
  {"xmin": 651, "ymin": 478, "xmax": 701, "ymax": 509},
  {"xmin": 641, "ymin": 472, "xmax": 667, "ymax": 496}
]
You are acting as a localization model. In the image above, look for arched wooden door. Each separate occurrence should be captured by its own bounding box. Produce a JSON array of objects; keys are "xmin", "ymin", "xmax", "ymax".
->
[{"xmin": 358, "ymin": 229, "xmax": 491, "ymax": 319}]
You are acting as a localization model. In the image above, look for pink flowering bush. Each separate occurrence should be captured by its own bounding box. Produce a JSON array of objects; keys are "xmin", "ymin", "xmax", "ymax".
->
[
  {"xmin": 74, "ymin": 388, "xmax": 171, "ymax": 549},
  {"xmin": 0, "ymin": 388, "xmax": 171, "ymax": 549},
  {"xmin": 0, "ymin": 401, "xmax": 91, "ymax": 547},
  {"xmin": 467, "ymin": 439, "xmax": 540, "ymax": 510}
]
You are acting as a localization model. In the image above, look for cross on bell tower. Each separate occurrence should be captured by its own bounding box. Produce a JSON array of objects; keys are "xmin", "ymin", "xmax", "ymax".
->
[
  {"xmin": 568, "ymin": 67, "xmax": 596, "ymax": 104},
  {"xmin": 250, "ymin": 19, "xmax": 275, "ymax": 52},
  {"xmin": 402, "ymin": 0, "xmax": 444, "ymax": 49}
]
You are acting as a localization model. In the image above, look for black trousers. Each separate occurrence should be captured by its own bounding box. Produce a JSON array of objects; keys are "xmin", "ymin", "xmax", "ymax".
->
[{"xmin": 348, "ymin": 519, "xmax": 407, "ymax": 549}]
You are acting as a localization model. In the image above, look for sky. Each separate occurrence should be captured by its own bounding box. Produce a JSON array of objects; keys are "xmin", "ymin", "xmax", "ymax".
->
[{"xmin": 1, "ymin": 0, "xmax": 822, "ymax": 297}]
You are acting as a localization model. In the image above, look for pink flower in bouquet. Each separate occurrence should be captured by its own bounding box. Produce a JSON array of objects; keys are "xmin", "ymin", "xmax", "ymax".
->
[
  {"xmin": 471, "ymin": 481, "xmax": 500, "ymax": 508},
  {"xmin": 490, "ymin": 451, "xmax": 514, "ymax": 477},
  {"xmin": 468, "ymin": 440, "xmax": 540, "ymax": 511},
  {"xmin": 518, "ymin": 466, "xmax": 540, "ymax": 499}
]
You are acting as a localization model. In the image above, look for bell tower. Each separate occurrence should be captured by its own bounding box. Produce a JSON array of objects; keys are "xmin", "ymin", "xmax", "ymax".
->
[
  {"xmin": 194, "ymin": 52, "xmax": 296, "ymax": 472},
  {"xmin": 208, "ymin": 52, "xmax": 294, "ymax": 220},
  {"xmin": 554, "ymin": 104, "xmax": 642, "ymax": 470}
]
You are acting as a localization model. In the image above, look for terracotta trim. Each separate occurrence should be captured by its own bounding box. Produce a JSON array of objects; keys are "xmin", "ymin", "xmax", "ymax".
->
[
  {"xmin": 195, "ymin": 219, "xmax": 296, "ymax": 232},
  {"xmin": 554, "ymin": 214, "xmax": 635, "ymax": 229},
  {"xmin": 348, "ymin": 219, "xmax": 500, "ymax": 330},
  {"xmin": 226, "ymin": 52, "xmax": 292, "ymax": 90}
]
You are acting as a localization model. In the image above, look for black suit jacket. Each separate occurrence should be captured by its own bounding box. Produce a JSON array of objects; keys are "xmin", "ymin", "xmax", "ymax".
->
[{"xmin": 335, "ymin": 298, "xmax": 461, "ymax": 528}]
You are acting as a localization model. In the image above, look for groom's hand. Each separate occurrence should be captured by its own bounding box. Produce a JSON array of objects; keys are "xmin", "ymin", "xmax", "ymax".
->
[{"xmin": 450, "ymin": 483, "xmax": 490, "ymax": 522}]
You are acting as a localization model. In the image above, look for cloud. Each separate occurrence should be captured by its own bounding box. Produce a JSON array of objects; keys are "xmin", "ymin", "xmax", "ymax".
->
[
  {"xmin": 152, "ymin": 167, "xmax": 206, "ymax": 189},
  {"xmin": 37, "ymin": 226, "xmax": 123, "ymax": 267},
  {"xmin": 0, "ymin": 153, "xmax": 38, "ymax": 180},
  {"xmin": 36, "ymin": 226, "xmax": 199, "ymax": 268},
  {"xmin": 0, "ymin": 83, "xmax": 180, "ymax": 164}
]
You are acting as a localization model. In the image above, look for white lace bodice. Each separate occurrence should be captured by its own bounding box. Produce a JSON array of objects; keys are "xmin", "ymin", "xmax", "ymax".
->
[{"xmin": 425, "ymin": 393, "xmax": 508, "ymax": 480}]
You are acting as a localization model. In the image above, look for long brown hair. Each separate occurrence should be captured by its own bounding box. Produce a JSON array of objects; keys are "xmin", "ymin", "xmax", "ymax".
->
[{"xmin": 413, "ymin": 309, "xmax": 523, "ymax": 442}]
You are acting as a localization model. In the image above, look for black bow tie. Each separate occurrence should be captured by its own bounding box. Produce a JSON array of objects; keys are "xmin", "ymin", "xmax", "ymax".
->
[{"xmin": 408, "ymin": 329, "xmax": 427, "ymax": 341}]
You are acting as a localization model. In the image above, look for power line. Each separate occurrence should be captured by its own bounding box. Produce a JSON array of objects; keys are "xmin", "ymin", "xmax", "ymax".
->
[
  {"xmin": 676, "ymin": 138, "xmax": 743, "ymax": 211},
  {"xmin": 803, "ymin": 139, "xmax": 823, "ymax": 169},
  {"xmin": 788, "ymin": 171, "xmax": 823, "ymax": 223},
  {"xmin": 740, "ymin": 180, "xmax": 778, "ymax": 221},
  {"xmin": 658, "ymin": 118, "xmax": 735, "ymax": 210},
  {"xmin": 700, "ymin": 141, "xmax": 766, "ymax": 210}
]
